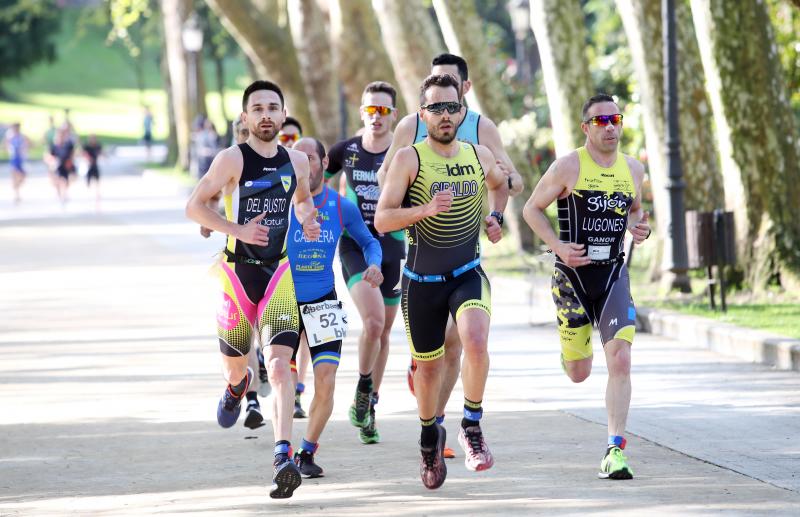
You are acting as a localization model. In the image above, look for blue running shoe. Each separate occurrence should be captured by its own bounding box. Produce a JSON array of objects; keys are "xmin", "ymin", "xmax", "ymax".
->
[
  {"xmin": 217, "ymin": 367, "xmax": 253, "ymax": 428},
  {"xmin": 270, "ymin": 456, "xmax": 302, "ymax": 498}
]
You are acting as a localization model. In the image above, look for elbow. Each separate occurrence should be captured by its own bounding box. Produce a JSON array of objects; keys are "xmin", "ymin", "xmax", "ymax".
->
[
  {"xmin": 185, "ymin": 200, "xmax": 197, "ymax": 222},
  {"xmin": 374, "ymin": 212, "xmax": 389, "ymax": 234}
]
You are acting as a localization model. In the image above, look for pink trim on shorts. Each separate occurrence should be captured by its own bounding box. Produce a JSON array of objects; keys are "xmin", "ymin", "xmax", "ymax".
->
[
  {"xmin": 221, "ymin": 261, "xmax": 257, "ymax": 326},
  {"xmin": 256, "ymin": 260, "xmax": 290, "ymax": 317}
]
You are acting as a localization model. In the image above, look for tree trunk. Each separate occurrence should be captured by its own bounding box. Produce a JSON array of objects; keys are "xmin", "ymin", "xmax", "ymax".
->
[
  {"xmin": 328, "ymin": 0, "xmax": 406, "ymax": 134},
  {"xmin": 214, "ymin": 56, "xmax": 228, "ymax": 123},
  {"xmin": 691, "ymin": 0, "xmax": 800, "ymax": 290},
  {"xmin": 616, "ymin": 0, "xmax": 723, "ymax": 284},
  {"xmin": 287, "ymin": 0, "xmax": 341, "ymax": 147},
  {"xmin": 206, "ymin": 0, "xmax": 315, "ymax": 135},
  {"xmin": 432, "ymin": 0, "xmax": 536, "ymax": 252},
  {"xmin": 193, "ymin": 54, "xmax": 208, "ymax": 118},
  {"xmin": 161, "ymin": 0, "xmax": 193, "ymax": 170},
  {"xmin": 159, "ymin": 49, "xmax": 178, "ymax": 167},
  {"xmin": 372, "ymin": 0, "xmax": 445, "ymax": 111},
  {"xmin": 529, "ymin": 0, "xmax": 592, "ymax": 157}
]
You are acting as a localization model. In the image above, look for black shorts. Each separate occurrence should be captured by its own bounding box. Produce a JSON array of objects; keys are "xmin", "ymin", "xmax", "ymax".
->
[
  {"xmin": 401, "ymin": 266, "xmax": 491, "ymax": 361},
  {"xmin": 291, "ymin": 290, "xmax": 342, "ymax": 368},
  {"xmin": 87, "ymin": 166, "xmax": 99, "ymax": 183},
  {"xmin": 216, "ymin": 258, "xmax": 300, "ymax": 357},
  {"xmin": 551, "ymin": 261, "xmax": 636, "ymax": 362},
  {"xmin": 339, "ymin": 235, "xmax": 402, "ymax": 305}
]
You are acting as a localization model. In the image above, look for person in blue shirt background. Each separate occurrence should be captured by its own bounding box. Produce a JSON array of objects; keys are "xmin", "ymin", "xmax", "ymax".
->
[{"xmin": 287, "ymin": 136, "xmax": 383, "ymax": 479}]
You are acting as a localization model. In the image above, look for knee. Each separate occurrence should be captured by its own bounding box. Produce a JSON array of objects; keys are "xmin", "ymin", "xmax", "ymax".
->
[
  {"xmin": 314, "ymin": 371, "xmax": 336, "ymax": 400},
  {"xmin": 362, "ymin": 314, "xmax": 385, "ymax": 342},
  {"xmin": 607, "ymin": 346, "xmax": 631, "ymax": 377},
  {"xmin": 460, "ymin": 332, "xmax": 488, "ymax": 361},
  {"xmin": 565, "ymin": 361, "xmax": 592, "ymax": 383},
  {"xmin": 443, "ymin": 343, "xmax": 462, "ymax": 368},
  {"xmin": 415, "ymin": 361, "xmax": 440, "ymax": 382},
  {"xmin": 267, "ymin": 355, "xmax": 291, "ymax": 385}
]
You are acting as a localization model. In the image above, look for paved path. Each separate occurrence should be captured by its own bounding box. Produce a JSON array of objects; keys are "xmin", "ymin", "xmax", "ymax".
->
[{"xmin": 1, "ymin": 156, "xmax": 799, "ymax": 515}]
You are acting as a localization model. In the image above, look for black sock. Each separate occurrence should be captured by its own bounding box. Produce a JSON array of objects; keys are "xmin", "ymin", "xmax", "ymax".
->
[
  {"xmin": 357, "ymin": 372, "xmax": 373, "ymax": 394},
  {"xmin": 230, "ymin": 373, "xmax": 249, "ymax": 397},
  {"xmin": 245, "ymin": 391, "xmax": 257, "ymax": 403},
  {"xmin": 420, "ymin": 416, "xmax": 438, "ymax": 448}
]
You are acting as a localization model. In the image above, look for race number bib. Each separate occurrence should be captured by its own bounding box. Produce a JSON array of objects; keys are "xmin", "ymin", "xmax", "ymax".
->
[{"xmin": 300, "ymin": 300, "xmax": 348, "ymax": 347}]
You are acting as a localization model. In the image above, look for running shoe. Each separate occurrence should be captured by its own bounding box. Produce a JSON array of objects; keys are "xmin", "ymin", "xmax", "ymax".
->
[
  {"xmin": 420, "ymin": 424, "xmax": 447, "ymax": 489},
  {"xmin": 443, "ymin": 446, "xmax": 456, "ymax": 459},
  {"xmin": 294, "ymin": 449, "xmax": 324, "ymax": 478},
  {"xmin": 270, "ymin": 456, "xmax": 302, "ymax": 499},
  {"xmin": 407, "ymin": 360, "xmax": 417, "ymax": 396},
  {"xmin": 293, "ymin": 392, "xmax": 307, "ymax": 419},
  {"xmin": 216, "ymin": 367, "xmax": 253, "ymax": 428},
  {"xmin": 257, "ymin": 348, "xmax": 271, "ymax": 398},
  {"xmin": 457, "ymin": 425, "xmax": 495, "ymax": 471},
  {"xmin": 349, "ymin": 389, "xmax": 371, "ymax": 428},
  {"xmin": 359, "ymin": 404, "xmax": 381, "ymax": 444},
  {"xmin": 243, "ymin": 398, "xmax": 265, "ymax": 429},
  {"xmin": 598, "ymin": 446, "xmax": 634, "ymax": 479}
]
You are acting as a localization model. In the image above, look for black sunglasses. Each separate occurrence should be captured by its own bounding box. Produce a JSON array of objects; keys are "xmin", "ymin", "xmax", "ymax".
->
[{"xmin": 421, "ymin": 101, "xmax": 463, "ymax": 115}]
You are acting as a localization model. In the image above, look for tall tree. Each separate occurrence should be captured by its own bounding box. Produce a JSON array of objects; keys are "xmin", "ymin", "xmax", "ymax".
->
[
  {"xmin": 371, "ymin": 0, "xmax": 445, "ymax": 111},
  {"xmin": 287, "ymin": 0, "xmax": 340, "ymax": 147},
  {"xmin": 432, "ymin": 0, "xmax": 537, "ymax": 251},
  {"xmin": 529, "ymin": 0, "xmax": 592, "ymax": 157},
  {"xmin": 0, "ymin": 0, "xmax": 59, "ymax": 93},
  {"xmin": 616, "ymin": 0, "xmax": 723, "ymax": 282},
  {"xmin": 691, "ymin": 0, "xmax": 800, "ymax": 290},
  {"xmin": 161, "ymin": 0, "xmax": 193, "ymax": 170},
  {"xmin": 206, "ymin": 0, "xmax": 315, "ymax": 134},
  {"xmin": 328, "ymin": 0, "xmax": 406, "ymax": 135}
]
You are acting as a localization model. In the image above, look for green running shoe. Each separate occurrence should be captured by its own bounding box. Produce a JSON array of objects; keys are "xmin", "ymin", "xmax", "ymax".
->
[
  {"xmin": 349, "ymin": 389, "xmax": 371, "ymax": 427},
  {"xmin": 598, "ymin": 446, "xmax": 634, "ymax": 479},
  {"xmin": 359, "ymin": 404, "xmax": 380, "ymax": 444}
]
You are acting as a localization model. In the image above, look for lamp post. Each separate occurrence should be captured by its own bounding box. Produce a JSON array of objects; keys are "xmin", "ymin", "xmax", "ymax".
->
[
  {"xmin": 182, "ymin": 12, "xmax": 203, "ymax": 177},
  {"xmin": 507, "ymin": 0, "xmax": 530, "ymax": 83},
  {"xmin": 662, "ymin": 0, "xmax": 690, "ymax": 291}
]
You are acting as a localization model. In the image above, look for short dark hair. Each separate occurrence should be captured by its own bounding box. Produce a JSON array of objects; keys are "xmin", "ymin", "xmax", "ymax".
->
[
  {"xmin": 362, "ymin": 81, "xmax": 397, "ymax": 107},
  {"xmin": 312, "ymin": 138, "xmax": 326, "ymax": 161},
  {"xmin": 242, "ymin": 80, "xmax": 285, "ymax": 111},
  {"xmin": 282, "ymin": 116, "xmax": 302, "ymax": 134},
  {"xmin": 431, "ymin": 53, "xmax": 469, "ymax": 81},
  {"xmin": 582, "ymin": 93, "xmax": 617, "ymax": 120},
  {"xmin": 419, "ymin": 74, "xmax": 460, "ymax": 105}
]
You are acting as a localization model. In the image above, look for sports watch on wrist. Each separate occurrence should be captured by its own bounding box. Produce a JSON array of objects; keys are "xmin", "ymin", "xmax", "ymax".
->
[{"xmin": 489, "ymin": 210, "xmax": 504, "ymax": 227}]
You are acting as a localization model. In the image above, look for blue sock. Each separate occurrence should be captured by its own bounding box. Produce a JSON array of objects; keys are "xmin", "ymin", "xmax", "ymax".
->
[
  {"xmin": 296, "ymin": 382, "xmax": 305, "ymax": 395},
  {"xmin": 608, "ymin": 435, "xmax": 627, "ymax": 450},
  {"xmin": 274, "ymin": 440, "xmax": 290, "ymax": 458},
  {"xmin": 300, "ymin": 438, "xmax": 317, "ymax": 454},
  {"xmin": 435, "ymin": 414, "xmax": 445, "ymax": 425}
]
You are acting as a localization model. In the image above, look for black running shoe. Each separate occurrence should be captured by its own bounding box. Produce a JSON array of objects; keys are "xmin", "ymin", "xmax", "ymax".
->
[
  {"xmin": 293, "ymin": 449, "xmax": 324, "ymax": 478},
  {"xmin": 420, "ymin": 424, "xmax": 447, "ymax": 489},
  {"xmin": 243, "ymin": 398, "xmax": 265, "ymax": 429},
  {"xmin": 270, "ymin": 456, "xmax": 302, "ymax": 499},
  {"xmin": 293, "ymin": 393, "xmax": 307, "ymax": 419}
]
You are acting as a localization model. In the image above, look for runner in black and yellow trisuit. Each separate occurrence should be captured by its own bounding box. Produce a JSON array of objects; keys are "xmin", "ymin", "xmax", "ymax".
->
[
  {"xmin": 523, "ymin": 93, "xmax": 652, "ymax": 481},
  {"xmin": 375, "ymin": 74, "xmax": 509, "ymax": 490}
]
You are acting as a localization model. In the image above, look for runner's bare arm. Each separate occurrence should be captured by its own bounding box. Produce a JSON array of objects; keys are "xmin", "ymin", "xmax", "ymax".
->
[
  {"xmin": 476, "ymin": 144, "xmax": 509, "ymax": 214},
  {"xmin": 186, "ymin": 146, "xmax": 242, "ymax": 237},
  {"xmin": 289, "ymin": 150, "xmax": 320, "ymax": 240},
  {"xmin": 377, "ymin": 113, "xmax": 416, "ymax": 188},
  {"xmin": 523, "ymin": 155, "xmax": 590, "ymax": 267},
  {"xmin": 625, "ymin": 157, "xmax": 650, "ymax": 244},
  {"xmin": 375, "ymin": 147, "xmax": 443, "ymax": 233},
  {"xmin": 478, "ymin": 116, "xmax": 524, "ymax": 196}
]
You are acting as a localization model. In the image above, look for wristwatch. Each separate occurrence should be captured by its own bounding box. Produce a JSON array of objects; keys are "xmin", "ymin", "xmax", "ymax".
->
[
  {"xmin": 507, "ymin": 176, "xmax": 513, "ymax": 190},
  {"xmin": 489, "ymin": 210, "xmax": 504, "ymax": 227}
]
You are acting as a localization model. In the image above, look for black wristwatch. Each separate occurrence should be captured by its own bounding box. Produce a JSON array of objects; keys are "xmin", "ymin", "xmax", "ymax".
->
[
  {"xmin": 489, "ymin": 210, "xmax": 504, "ymax": 227},
  {"xmin": 507, "ymin": 176, "xmax": 513, "ymax": 190}
]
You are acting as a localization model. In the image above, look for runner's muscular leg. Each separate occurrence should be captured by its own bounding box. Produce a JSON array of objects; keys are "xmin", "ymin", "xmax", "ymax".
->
[
  {"xmin": 349, "ymin": 280, "xmax": 385, "ymax": 376},
  {"xmin": 604, "ymin": 338, "xmax": 631, "ymax": 436},
  {"xmin": 305, "ymin": 362, "xmax": 338, "ymax": 443},
  {"xmin": 455, "ymin": 308, "xmax": 490, "ymax": 403},
  {"xmin": 371, "ymin": 304, "xmax": 399, "ymax": 392},
  {"xmin": 436, "ymin": 317, "xmax": 462, "ymax": 415},
  {"xmin": 267, "ymin": 343, "xmax": 296, "ymax": 442}
]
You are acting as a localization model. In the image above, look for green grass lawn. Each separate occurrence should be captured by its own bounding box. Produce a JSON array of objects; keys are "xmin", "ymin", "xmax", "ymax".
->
[{"xmin": 0, "ymin": 7, "xmax": 250, "ymax": 159}]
